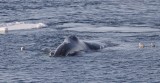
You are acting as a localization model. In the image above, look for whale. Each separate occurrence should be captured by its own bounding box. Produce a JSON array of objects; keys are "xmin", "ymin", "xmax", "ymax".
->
[{"xmin": 49, "ymin": 35, "xmax": 103, "ymax": 57}]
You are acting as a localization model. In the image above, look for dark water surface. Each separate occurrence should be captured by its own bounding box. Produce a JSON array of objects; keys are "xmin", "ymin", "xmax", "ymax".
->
[{"xmin": 0, "ymin": 0, "xmax": 160, "ymax": 83}]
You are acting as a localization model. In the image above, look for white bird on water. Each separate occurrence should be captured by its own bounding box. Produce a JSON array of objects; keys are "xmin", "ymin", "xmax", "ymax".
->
[
  {"xmin": 21, "ymin": 47, "xmax": 24, "ymax": 51},
  {"xmin": 139, "ymin": 43, "xmax": 144, "ymax": 48},
  {"xmin": 139, "ymin": 43, "xmax": 156, "ymax": 48},
  {"xmin": 150, "ymin": 43, "xmax": 155, "ymax": 47}
]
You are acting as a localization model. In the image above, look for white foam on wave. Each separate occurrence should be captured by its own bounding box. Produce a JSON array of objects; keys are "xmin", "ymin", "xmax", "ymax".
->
[
  {"xmin": 0, "ymin": 22, "xmax": 46, "ymax": 34},
  {"xmin": 61, "ymin": 23, "xmax": 160, "ymax": 33}
]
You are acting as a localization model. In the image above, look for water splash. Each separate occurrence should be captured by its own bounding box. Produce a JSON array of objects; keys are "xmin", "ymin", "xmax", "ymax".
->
[{"xmin": 0, "ymin": 22, "xmax": 47, "ymax": 34}]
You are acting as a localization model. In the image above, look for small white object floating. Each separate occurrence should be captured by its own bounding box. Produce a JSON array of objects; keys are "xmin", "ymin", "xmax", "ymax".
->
[
  {"xmin": 139, "ymin": 43, "xmax": 144, "ymax": 48},
  {"xmin": 150, "ymin": 43, "xmax": 155, "ymax": 47},
  {"xmin": 0, "ymin": 22, "xmax": 46, "ymax": 34},
  {"xmin": 21, "ymin": 47, "xmax": 25, "ymax": 51}
]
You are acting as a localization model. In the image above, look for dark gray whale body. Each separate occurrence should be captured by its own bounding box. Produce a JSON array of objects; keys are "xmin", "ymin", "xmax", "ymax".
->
[{"xmin": 50, "ymin": 35, "xmax": 103, "ymax": 57}]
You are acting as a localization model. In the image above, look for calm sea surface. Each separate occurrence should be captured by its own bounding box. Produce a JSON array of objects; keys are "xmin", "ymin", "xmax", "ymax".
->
[{"xmin": 0, "ymin": 0, "xmax": 160, "ymax": 83}]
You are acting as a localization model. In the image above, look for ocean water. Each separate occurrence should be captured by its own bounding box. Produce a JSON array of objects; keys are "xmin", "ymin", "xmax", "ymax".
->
[{"xmin": 0, "ymin": 0, "xmax": 160, "ymax": 83}]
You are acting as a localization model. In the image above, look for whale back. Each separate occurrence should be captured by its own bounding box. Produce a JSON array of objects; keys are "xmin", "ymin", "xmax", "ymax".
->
[
  {"xmin": 53, "ymin": 35, "xmax": 79, "ymax": 56},
  {"xmin": 64, "ymin": 35, "xmax": 79, "ymax": 43},
  {"xmin": 84, "ymin": 41, "xmax": 102, "ymax": 50},
  {"xmin": 51, "ymin": 35, "xmax": 103, "ymax": 57}
]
